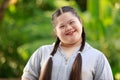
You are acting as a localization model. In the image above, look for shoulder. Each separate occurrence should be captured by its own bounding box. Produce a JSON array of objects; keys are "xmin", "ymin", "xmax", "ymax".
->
[
  {"xmin": 37, "ymin": 43, "xmax": 54, "ymax": 53},
  {"xmin": 82, "ymin": 42, "xmax": 109, "ymax": 68},
  {"xmin": 33, "ymin": 43, "xmax": 54, "ymax": 56},
  {"xmin": 26, "ymin": 43, "xmax": 55, "ymax": 66},
  {"xmin": 83, "ymin": 42, "xmax": 106, "ymax": 61},
  {"xmin": 82, "ymin": 43, "xmax": 113, "ymax": 80},
  {"xmin": 29, "ymin": 43, "xmax": 54, "ymax": 58},
  {"xmin": 83, "ymin": 42, "xmax": 103, "ymax": 54}
]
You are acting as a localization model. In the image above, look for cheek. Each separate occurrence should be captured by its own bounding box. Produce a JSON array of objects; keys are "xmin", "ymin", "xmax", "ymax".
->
[
  {"xmin": 80, "ymin": 27, "xmax": 83, "ymax": 32},
  {"xmin": 75, "ymin": 25, "xmax": 82, "ymax": 32},
  {"xmin": 78, "ymin": 24, "xmax": 83, "ymax": 32},
  {"xmin": 55, "ymin": 29, "xmax": 63, "ymax": 37}
]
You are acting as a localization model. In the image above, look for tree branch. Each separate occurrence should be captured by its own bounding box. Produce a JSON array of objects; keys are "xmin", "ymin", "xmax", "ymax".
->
[{"xmin": 0, "ymin": 0, "xmax": 10, "ymax": 21}]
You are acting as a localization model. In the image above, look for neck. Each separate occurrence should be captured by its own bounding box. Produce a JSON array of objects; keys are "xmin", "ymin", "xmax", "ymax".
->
[
  {"xmin": 60, "ymin": 39, "xmax": 82, "ymax": 59},
  {"xmin": 61, "ymin": 39, "xmax": 82, "ymax": 48}
]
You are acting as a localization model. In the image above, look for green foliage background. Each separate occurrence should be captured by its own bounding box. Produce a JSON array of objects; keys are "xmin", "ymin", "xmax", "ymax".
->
[{"xmin": 0, "ymin": 0, "xmax": 120, "ymax": 79}]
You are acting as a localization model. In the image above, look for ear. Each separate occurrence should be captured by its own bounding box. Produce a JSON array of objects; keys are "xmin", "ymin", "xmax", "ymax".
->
[
  {"xmin": 52, "ymin": 28, "xmax": 57, "ymax": 37},
  {"xmin": 53, "ymin": 28, "xmax": 57, "ymax": 34}
]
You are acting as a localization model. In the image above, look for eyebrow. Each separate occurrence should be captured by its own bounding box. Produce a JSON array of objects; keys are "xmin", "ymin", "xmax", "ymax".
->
[{"xmin": 59, "ymin": 19, "xmax": 75, "ymax": 25}]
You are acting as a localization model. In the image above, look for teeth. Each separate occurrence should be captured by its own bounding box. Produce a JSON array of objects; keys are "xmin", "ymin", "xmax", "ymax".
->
[
  {"xmin": 68, "ymin": 32, "xmax": 71, "ymax": 34},
  {"xmin": 66, "ymin": 31, "xmax": 74, "ymax": 35}
]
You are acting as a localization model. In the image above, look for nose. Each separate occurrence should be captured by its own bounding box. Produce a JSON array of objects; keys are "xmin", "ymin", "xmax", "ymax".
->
[{"xmin": 65, "ymin": 25, "xmax": 73, "ymax": 31}]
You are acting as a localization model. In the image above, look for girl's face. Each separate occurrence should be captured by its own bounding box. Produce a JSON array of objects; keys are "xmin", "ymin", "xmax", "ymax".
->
[{"xmin": 54, "ymin": 12, "xmax": 82, "ymax": 45}]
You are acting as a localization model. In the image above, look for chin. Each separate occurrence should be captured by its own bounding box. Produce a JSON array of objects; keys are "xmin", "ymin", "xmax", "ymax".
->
[{"xmin": 68, "ymin": 40, "xmax": 77, "ymax": 44}]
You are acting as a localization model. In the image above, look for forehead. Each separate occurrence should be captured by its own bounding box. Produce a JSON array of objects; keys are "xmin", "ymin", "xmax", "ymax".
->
[{"xmin": 54, "ymin": 12, "xmax": 77, "ymax": 26}]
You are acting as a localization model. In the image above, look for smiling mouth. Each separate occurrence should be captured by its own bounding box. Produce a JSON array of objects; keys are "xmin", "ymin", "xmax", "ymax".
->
[{"xmin": 65, "ymin": 30, "xmax": 76, "ymax": 35}]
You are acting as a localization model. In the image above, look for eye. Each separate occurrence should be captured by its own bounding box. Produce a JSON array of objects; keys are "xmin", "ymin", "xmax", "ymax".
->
[
  {"xmin": 59, "ymin": 25, "xmax": 65, "ymax": 28},
  {"xmin": 69, "ymin": 21, "xmax": 75, "ymax": 25}
]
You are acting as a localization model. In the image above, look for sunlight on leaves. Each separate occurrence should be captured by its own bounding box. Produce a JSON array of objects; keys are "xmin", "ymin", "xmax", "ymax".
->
[
  {"xmin": 9, "ymin": 61, "xmax": 17, "ymax": 69},
  {"xmin": 0, "ymin": 56, "xmax": 6, "ymax": 64},
  {"xmin": 9, "ymin": 4, "xmax": 16, "ymax": 13},
  {"xmin": 115, "ymin": 73, "xmax": 120, "ymax": 80},
  {"xmin": 115, "ymin": 3, "xmax": 120, "ymax": 9},
  {"xmin": 54, "ymin": 0, "xmax": 71, "ymax": 7},
  {"xmin": 17, "ymin": 47, "xmax": 29, "ymax": 61},
  {"xmin": 9, "ymin": 0, "xmax": 17, "ymax": 5}
]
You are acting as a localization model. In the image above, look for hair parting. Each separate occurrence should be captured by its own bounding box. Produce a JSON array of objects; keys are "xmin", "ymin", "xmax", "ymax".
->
[{"xmin": 60, "ymin": 8, "xmax": 63, "ymax": 14}]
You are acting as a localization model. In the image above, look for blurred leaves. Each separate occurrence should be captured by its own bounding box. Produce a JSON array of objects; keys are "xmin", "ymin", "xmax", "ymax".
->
[
  {"xmin": 83, "ymin": 0, "xmax": 120, "ymax": 79},
  {"xmin": 0, "ymin": 0, "xmax": 120, "ymax": 79}
]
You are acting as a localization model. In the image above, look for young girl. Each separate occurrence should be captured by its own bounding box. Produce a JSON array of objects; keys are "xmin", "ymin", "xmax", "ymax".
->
[{"xmin": 21, "ymin": 6, "xmax": 113, "ymax": 80}]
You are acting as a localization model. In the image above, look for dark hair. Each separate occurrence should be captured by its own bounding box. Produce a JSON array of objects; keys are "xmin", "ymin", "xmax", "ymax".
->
[{"xmin": 39, "ymin": 6, "xmax": 86, "ymax": 80}]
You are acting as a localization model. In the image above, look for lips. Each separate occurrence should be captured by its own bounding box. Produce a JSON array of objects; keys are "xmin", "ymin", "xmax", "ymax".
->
[{"xmin": 65, "ymin": 30, "xmax": 75, "ymax": 35}]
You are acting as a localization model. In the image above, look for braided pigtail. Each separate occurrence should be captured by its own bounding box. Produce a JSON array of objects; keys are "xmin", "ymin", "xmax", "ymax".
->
[
  {"xmin": 39, "ymin": 37, "xmax": 60, "ymax": 80},
  {"xmin": 69, "ymin": 53, "xmax": 82, "ymax": 80},
  {"xmin": 80, "ymin": 27, "xmax": 85, "ymax": 51},
  {"xmin": 69, "ymin": 27, "xmax": 85, "ymax": 80},
  {"xmin": 51, "ymin": 37, "xmax": 60, "ymax": 56},
  {"xmin": 39, "ymin": 57, "xmax": 53, "ymax": 80}
]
